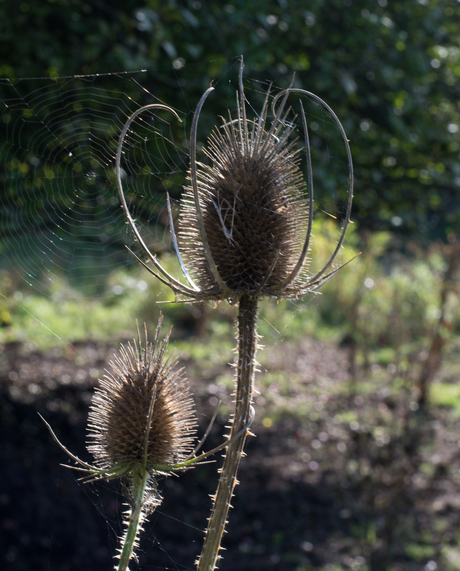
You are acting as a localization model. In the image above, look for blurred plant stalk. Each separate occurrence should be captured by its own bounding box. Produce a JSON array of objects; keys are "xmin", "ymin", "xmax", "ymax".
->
[{"xmin": 417, "ymin": 235, "xmax": 460, "ymax": 409}]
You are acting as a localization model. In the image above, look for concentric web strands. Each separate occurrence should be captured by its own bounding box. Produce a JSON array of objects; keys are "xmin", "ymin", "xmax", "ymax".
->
[{"xmin": 0, "ymin": 72, "xmax": 172, "ymax": 296}]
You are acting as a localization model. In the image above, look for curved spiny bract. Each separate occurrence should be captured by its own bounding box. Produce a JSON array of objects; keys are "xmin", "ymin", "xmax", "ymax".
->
[
  {"xmin": 116, "ymin": 63, "xmax": 353, "ymax": 305},
  {"xmin": 115, "ymin": 103, "xmax": 204, "ymax": 301}
]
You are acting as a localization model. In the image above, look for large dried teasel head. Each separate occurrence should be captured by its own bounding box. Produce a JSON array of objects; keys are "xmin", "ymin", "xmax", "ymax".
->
[
  {"xmin": 116, "ymin": 57, "xmax": 354, "ymax": 304},
  {"xmin": 87, "ymin": 317, "xmax": 197, "ymax": 482},
  {"xmin": 178, "ymin": 83, "xmax": 308, "ymax": 298}
]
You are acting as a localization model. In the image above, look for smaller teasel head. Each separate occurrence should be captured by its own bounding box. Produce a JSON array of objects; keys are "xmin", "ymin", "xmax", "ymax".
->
[
  {"xmin": 116, "ymin": 57, "xmax": 354, "ymax": 304},
  {"xmin": 86, "ymin": 316, "xmax": 197, "ymax": 485},
  {"xmin": 40, "ymin": 317, "xmax": 199, "ymax": 570}
]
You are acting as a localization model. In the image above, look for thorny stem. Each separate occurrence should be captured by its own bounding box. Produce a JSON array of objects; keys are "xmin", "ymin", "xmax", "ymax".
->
[
  {"xmin": 117, "ymin": 470, "xmax": 149, "ymax": 571},
  {"xmin": 197, "ymin": 294, "xmax": 258, "ymax": 571}
]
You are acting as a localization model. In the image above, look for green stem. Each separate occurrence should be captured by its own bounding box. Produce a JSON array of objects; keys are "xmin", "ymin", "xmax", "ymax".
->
[
  {"xmin": 117, "ymin": 471, "xmax": 149, "ymax": 571},
  {"xmin": 197, "ymin": 294, "xmax": 258, "ymax": 571}
]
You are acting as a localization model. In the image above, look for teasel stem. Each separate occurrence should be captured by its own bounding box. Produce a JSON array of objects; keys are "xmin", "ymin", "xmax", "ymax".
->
[
  {"xmin": 116, "ymin": 340, "xmax": 163, "ymax": 571},
  {"xmin": 117, "ymin": 470, "xmax": 149, "ymax": 571},
  {"xmin": 197, "ymin": 294, "xmax": 258, "ymax": 571}
]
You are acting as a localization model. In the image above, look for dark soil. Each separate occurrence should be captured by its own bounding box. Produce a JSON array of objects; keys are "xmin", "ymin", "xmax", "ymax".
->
[{"xmin": 2, "ymin": 337, "xmax": 460, "ymax": 571}]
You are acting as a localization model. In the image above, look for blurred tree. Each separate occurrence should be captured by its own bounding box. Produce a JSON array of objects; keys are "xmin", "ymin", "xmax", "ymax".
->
[{"xmin": 0, "ymin": 0, "xmax": 459, "ymax": 242}]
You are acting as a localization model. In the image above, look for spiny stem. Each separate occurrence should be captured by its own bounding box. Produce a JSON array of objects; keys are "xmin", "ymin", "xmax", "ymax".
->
[
  {"xmin": 117, "ymin": 471, "xmax": 149, "ymax": 571},
  {"xmin": 197, "ymin": 294, "xmax": 258, "ymax": 571}
]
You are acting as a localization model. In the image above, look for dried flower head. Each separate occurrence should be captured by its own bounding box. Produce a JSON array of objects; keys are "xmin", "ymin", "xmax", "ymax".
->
[
  {"xmin": 87, "ymin": 318, "xmax": 197, "ymax": 479},
  {"xmin": 178, "ymin": 91, "xmax": 308, "ymax": 297},
  {"xmin": 116, "ymin": 57, "xmax": 354, "ymax": 305},
  {"xmin": 41, "ymin": 315, "xmax": 255, "ymax": 571},
  {"xmin": 41, "ymin": 317, "xmax": 199, "ymax": 570}
]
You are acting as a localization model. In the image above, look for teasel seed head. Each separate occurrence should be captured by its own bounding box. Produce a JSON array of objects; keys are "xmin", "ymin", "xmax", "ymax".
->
[
  {"xmin": 41, "ymin": 317, "xmax": 199, "ymax": 571},
  {"xmin": 116, "ymin": 57, "xmax": 353, "ymax": 304},
  {"xmin": 178, "ymin": 99, "xmax": 308, "ymax": 300},
  {"xmin": 87, "ymin": 317, "xmax": 197, "ymax": 482}
]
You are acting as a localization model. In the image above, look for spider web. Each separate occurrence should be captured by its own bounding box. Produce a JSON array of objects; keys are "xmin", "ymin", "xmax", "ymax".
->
[
  {"xmin": 48, "ymin": 461, "xmax": 204, "ymax": 571},
  {"xmin": 0, "ymin": 62, "xmax": 351, "ymax": 301},
  {"xmin": 0, "ymin": 70, "xmax": 191, "ymax": 297}
]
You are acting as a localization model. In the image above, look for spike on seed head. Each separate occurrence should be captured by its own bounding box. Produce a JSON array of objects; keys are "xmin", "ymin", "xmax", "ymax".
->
[{"xmin": 87, "ymin": 318, "xmax": 197, "ymax": 478}]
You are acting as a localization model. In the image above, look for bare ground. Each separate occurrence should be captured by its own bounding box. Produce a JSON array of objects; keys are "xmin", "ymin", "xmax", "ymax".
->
[{"xmin": 2, "ymin": 335, "xmax": 460, "ymax": 571}]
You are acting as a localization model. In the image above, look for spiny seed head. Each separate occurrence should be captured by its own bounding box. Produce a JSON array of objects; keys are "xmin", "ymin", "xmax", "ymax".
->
[
  {"xmin": 179, "ymin": 99, "xmax": 309, "ymax": 302},
  {"xmin": 116, "ymin": 59, "xmax": 353, "ymax": 304},
  {"xmin": 87, "ymin": 321, "xmax": 197, "ymax": 477}
]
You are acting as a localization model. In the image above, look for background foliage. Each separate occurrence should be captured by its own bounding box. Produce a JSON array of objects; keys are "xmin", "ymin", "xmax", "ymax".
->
[{"xmin": 1, "ymin": 0, "xmax": 459, "ymax": 244}]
